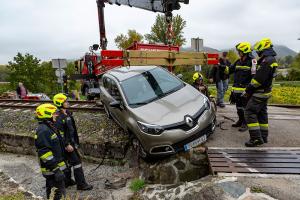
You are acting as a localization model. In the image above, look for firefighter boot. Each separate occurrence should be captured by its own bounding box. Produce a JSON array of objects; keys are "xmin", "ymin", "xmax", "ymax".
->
[
  {"xmin": 238, "ymin": 123, "xmax": 248, "ymax": 132},
  {"xmin": 245, "ymin": 138, "xmax": 264, "ymax": 147},
  {"xmin": 232, "ymin": 120, "xmax": 243, "ymax": 127},
  {"xmin": 261, "ymin": 130, "xmax": 268, "ymax": 143},
  {"xmin": 64, "ymin": 168, "xmax": 76, "ymax": 188},
  {"xmin": 232, "ymin": 109, "xmax": 244, "ymax": 127},
  {"xmin": 74, "ymin": 167, "xmax": 93, "ymax": 191}
]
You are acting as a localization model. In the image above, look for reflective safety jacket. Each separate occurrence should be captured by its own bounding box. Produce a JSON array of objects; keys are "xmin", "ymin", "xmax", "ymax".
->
[
  {"xmin": 229, "ymin": 54, "xmax": 255, "ymax": 93},
  {"xmin": 246, "ymin": 48, "xmax": 278, "ymax": 98},
  {"xmin": 55, "ymin": 110, "xmax": 79, "ymax": 147},
  {"xmin": 35, "ymin": 121, "xmax": 66, "ymax": 176}
]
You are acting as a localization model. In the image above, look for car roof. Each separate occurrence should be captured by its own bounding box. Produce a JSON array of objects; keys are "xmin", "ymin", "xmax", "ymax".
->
[{"xmin": 107, "ymin": 66, "xmax": 158, "ymax": 81}]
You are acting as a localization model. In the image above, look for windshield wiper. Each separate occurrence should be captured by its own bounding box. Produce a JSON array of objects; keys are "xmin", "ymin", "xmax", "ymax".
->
[
  {"xmin": 158, "ymin": 84, "xmax": 184, "ymax": 99},
  {"xmin": 130, "ymin": 96, "xmax": 160, "ymax": 106}
]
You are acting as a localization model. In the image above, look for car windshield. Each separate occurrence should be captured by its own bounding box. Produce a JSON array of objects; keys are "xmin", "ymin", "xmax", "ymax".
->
[{"xmin": 121, "ymin": 67, "xmax": 184, "ymax": 106}]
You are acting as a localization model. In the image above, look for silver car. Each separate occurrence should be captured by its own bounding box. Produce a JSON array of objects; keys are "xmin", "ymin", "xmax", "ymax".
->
[{"xmin": 100, "ymin": 66, "xmax": 216, "ymax": 158}]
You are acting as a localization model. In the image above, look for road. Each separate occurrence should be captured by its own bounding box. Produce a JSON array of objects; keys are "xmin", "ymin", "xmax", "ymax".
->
[{"xmin": 207, "ymin": 105, "xmax": 300, "ymax": 147}]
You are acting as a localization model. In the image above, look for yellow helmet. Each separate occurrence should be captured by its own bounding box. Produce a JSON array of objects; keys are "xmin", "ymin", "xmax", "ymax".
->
[
  {"xmin": 53, "ymin": 93, "xmax": 67, "ymax": 107},
  {"xmin": 253, "ymin": 38, "xmax": 272, "ymax": 52},
  {"xmin": 193, "ymin": 72, "xmax": 203, "ymax": 81},
  {"xmin": 236, "ymin": 42, "xmax": 252, "ymax": 54},
  {"xmin": 36, "ymin": 103, "xmax": 57, "ymax": 119}
]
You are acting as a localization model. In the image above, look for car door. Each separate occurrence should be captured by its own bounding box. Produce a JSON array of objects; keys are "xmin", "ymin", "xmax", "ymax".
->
[{"xmin": 101, "ymin": 76, "xmax": 127, "ymax": 129}]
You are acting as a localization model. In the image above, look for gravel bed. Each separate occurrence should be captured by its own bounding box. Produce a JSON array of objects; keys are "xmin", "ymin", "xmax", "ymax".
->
[{"xmin": 0, "ymin": 109, "xmax": 128, "ymax": 145}]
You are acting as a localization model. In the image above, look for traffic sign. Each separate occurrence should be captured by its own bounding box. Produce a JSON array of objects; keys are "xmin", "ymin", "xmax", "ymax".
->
[
  {"xmin": 52, "ymin": 59, "xmax": 67, "ymax": 69},
  {"xmin": 55, "ymin": 69, "xmax": 65, "ymax": 77}
]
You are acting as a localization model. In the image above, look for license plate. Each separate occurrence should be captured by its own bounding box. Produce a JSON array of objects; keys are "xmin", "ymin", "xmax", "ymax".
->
[{"xmin": 184, "ymin": 134, "xmax": 207, "ymax": 151}]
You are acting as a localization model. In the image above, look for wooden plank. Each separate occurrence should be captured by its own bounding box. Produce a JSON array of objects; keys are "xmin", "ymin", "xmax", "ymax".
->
[
  {"xmin": 212, "ymin": 167, "xmax": 300, "ymax": 174},
  {"xmin": 210, "ymin": 162, "xmax": 300, "ymax": 168},
  {"xmin": 208, "ymin": 154, "xmax": 298, "ymax": 158},
  {"xmin": 209, "ymin": 157, "xmax": 300, "ymax": 163},
  {"xmin": 208, "ymin": 149, "xmax": 300, "ymax": 154},
  {"xmin": 126, "ymin": 50, "xmax": 207, "ymax": 59},
  {"xmin": 125, "ymin": 58, "xmax": 208, "ymax": 66}
]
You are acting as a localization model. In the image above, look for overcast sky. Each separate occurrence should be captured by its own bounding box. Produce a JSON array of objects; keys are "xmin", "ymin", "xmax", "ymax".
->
[{"xmin": 0, "ymin": 0, "xmax": 299, "ymax": 64}]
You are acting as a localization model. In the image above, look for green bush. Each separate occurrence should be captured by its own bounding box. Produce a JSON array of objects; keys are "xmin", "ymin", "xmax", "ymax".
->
[{"xmin": 129, "ymin": 179, "xmax": 146, "ymax": 192}]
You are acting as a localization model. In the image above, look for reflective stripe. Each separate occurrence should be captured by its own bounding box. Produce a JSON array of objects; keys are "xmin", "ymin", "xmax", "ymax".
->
[
  {"xmin": 58, "ymin": 161, "xmax": 66, "ymax": 167},
  {"xmin": 41, "ymin": 168, "xmax": 54, "ymax": 175},
  {"xmin": 58, "ymin": 161, "xmax": 66, "ymax": 171},
  {"xmin": 232, "ymin": 87, "xmax": 246, "ymax": 93},
  {"xmin": 251, "ymin": 79, "xmax": 261, "ymax": 87},
  {"xmin": 253, "ymin": 92, "xmax": 272, "ymax": 98},
  {"xmin": 51, "ymin": 134, "xmax": 57, "ymax": 140},
  {"xmin": 260, "ymin": 124, "xmax": 269, "ymax": 130},
  {"xmin": 236, "ymin": 66, "xmax": 251, "ymax": 70},
  {"xmin": 73, "ymin": 164, "xmax": 82, "ymax": 169},
  {"xmin": 34, "ymin": 135, "xmax": 37, "ymax": 139},
  {"xmin": 236, "ymin": 107, "xmax": 244, "ymax": 110},
  {"xmin": 224, "ymin": 66, "xmax": 229, "ymax": 74},
  {"xmin": 247, "ymin": 123, "xmax": 260, "ymax": 130},
  {"xmin": 40, "ymin": 152, "xmax": 53, "ymax": 161},
  {"xmin": 270, "ymin": 63, "xmax": 278, "ymax": 68}
]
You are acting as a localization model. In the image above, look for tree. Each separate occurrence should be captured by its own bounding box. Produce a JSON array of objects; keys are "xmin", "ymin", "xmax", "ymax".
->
[
  {"xmin": 114, "ymin": 29, "xmax": 144, "ymax": 50},
  {"xmin": 7, "ymin": 53, "xmax": 57, "ymax": 94},
  {"xmin": 145, "ymin": 14, "xmax": 186, "ymax": 46}
]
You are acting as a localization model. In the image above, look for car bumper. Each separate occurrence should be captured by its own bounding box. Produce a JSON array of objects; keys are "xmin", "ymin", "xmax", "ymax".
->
[{"xmin": 138, "ymin": 107, "xmax": 216, "ymax": 155}]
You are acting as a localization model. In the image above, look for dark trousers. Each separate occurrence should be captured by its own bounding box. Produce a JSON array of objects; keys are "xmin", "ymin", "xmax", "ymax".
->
[
  {"xmin": 245, "ymin": 96, "xmax": 269, "ymax": 140},
  {"xmin": 45, "ymin": 175, "xmax": 66, "ymax": 200},
  {"xmin": 235, "ymin": 93, "xmax": 248, "ymax": 124},
  {"xmin": 65, "ymin": 149, "xmax": 87, "ymax": 187}
]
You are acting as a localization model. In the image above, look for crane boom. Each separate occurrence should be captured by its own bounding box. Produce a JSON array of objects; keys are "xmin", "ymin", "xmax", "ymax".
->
[{"xmin": 96, "ymin": 0, "xmax": 189, "ymax": 49}]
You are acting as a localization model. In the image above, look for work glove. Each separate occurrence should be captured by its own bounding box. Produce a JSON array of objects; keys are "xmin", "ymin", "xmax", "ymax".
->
[{"xmin": 54, "ymin": 169, "xmax": 65, "ymax": 182}]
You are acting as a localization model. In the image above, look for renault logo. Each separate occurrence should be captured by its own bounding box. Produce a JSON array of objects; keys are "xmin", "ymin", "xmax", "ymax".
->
[{"xmin": 185, "ymin": 116, "xmax": 194, "ymax": 127}]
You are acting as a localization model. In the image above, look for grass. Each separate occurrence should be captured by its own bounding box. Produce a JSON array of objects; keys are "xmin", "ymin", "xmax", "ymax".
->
[
  {"xmin": 208, "ymin": 85, "xmax": 300, "ymax": 105},
  {"xmin": 251, "ymin": 186, "xmax": 266, "ymax": 193},
  {"xmin": 0, "ymin": 193, "xmax": 25, "ymax": 200},
  {"xmin": 129, "ymin": 178, "xmax": 146, "ymax": 192}
]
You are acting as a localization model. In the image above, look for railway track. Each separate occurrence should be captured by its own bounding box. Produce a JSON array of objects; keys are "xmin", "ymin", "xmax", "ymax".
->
[{"xmin": 0, "ymin": 99, "xmax": 104, "ymax": 112}]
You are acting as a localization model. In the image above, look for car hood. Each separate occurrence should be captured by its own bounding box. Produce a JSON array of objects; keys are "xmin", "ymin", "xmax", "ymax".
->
[{"xmin": 130, "ymin": 84, "xmax": 207, "ymax": 126}]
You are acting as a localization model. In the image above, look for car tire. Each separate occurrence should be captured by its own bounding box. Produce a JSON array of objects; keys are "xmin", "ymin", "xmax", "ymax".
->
[
  {"xmin": 103, "ymin": 103, "xmax": 112, "ymax": 119},
  {"xmin": 131, "ymin": 137, "xmax": 150, "ymax": 160}
]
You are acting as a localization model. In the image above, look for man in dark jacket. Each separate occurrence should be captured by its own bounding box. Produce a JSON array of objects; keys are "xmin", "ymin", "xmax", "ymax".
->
[
  {"xmin": 53, "ymin": 93, "xmax": 93, "ymax": 191},
  {"xmin": 243, "ymin": 38, "xmax": 278, "ymax": 147},
  {"xmin": 35, "ymin": 103, "xmax": 66, "ymax": 200},
  {"xmin": 209, "ymin": 52, "xmax": 230, "ymax": 108},
  {"xmin": 229, "ymin": 42, "xmax": 256, "ymax": 132}
]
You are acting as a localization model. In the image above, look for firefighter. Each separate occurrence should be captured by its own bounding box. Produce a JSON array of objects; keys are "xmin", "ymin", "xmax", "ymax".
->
[
  {"xmin": 243, "ymin": 38, "xmax": 278, "ymax": 147},
  {"xmin": 35, "ymin": 103, "xmax": 66, "ymax": 200},
  {"xmin": 229, "ymin": 42, "xmax": 256, "ymax": 132},
  {"xmin": 53, "ymin": 93, "xmax": 93, "ymax": 190},
  {"xmin": 192, "ymin": 72, "xmax": 209, "ymax": 97}
]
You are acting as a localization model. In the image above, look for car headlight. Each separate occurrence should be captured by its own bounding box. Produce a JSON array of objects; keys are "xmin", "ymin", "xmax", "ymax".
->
[
  {"xmin": 204, "ymin": 98, "xmax": 211, "ymax": 110},
  {"xmin": 137, "ymin": 121, "xmax": 164, "ymax": 135}
]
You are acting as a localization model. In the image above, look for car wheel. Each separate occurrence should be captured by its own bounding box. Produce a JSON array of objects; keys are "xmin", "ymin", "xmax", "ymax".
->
[
  {"xmin": 132, "ymin": 137, "xmax": 149, "ymax": 160},
  {"xmin": 87, "ymin": 95, "xmax": 94, "ymax": 101},
  {"xmin": 103, "ymin": 103, "xmax": 112, "ymax": 119}
]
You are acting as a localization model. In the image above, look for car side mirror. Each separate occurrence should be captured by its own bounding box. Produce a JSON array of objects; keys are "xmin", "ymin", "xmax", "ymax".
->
[
  {"xmin": 176, "ymin": 74, "xmax": 183, "ymax": 79},
  {"xmin": 110, "ymin": 100, "xmax": 121, "ymax": 109}
]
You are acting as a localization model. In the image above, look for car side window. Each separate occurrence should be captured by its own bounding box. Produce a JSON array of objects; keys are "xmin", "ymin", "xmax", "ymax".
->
[
  {"xmin": 103, "ymin": 77, "xmax": 111, "ymax": 91},
  {"xmin": 110, "ymin": 81, "xmax": 121, "ymax": 100}
]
